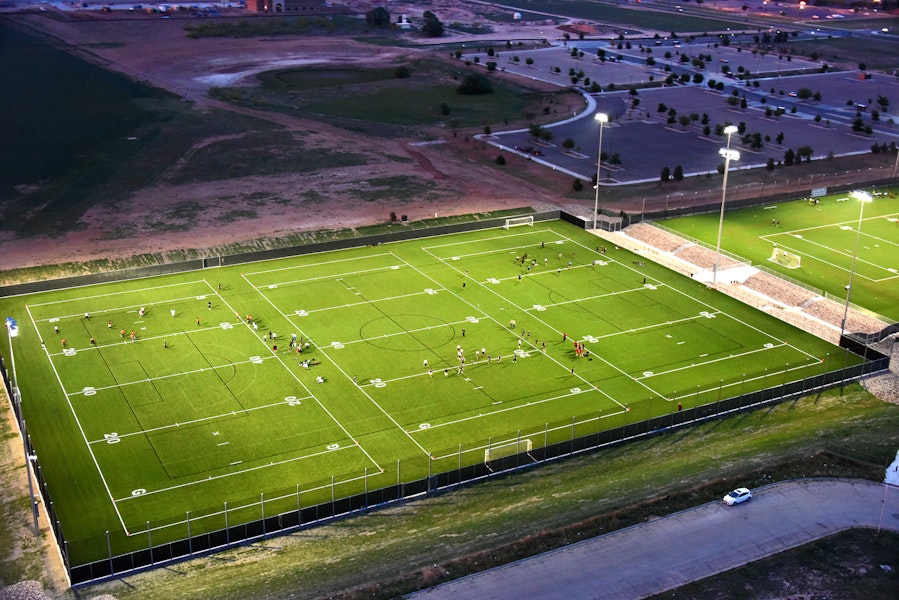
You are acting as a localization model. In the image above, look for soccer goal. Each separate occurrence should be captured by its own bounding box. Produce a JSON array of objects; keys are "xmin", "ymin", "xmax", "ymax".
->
[
  {"xmin": 769, "ymin": 247, "xmax": 801, "ymax": 269},
  {"xmin": 484, "ymin": 438, "xmax": 533, "ymax": 463},
  {"xmin": 503, "ymin": 215, "xmax": 534, "ymax": 229}
]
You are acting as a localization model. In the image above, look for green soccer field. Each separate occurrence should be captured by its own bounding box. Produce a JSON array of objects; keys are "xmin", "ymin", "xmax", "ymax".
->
[
  {"xmin": 660, "ymin": 188, "xmax": 899, "ymax": 322},
  {"xmin": 0, "ymin": 220, "xmax": 857, "ymax": 566}
]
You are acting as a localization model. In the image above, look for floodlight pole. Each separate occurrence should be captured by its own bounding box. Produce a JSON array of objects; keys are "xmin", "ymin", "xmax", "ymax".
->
[
  {"xmin": 713, "ymin": 126, "xmax": 739, "ymax": 286},
  {"xmin": 592, "ymin": 112, "xmax": 609, "ymax": 230},
  {"xmin": 840, "ymin": 190, "xmax": 873, "ymax": 337}
]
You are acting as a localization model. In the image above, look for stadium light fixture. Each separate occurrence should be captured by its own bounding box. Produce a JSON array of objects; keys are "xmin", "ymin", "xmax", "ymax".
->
[
  {"xmin": 592, "ymin": 112, "xmax": 609, "ymax": 231},
  {"xmin": 712, "ymin": 126, "xmax": 740, "ymax": 286},
  {"xmin": 840, "ymin": 190, "xmax": 873, "ymax": 338}
]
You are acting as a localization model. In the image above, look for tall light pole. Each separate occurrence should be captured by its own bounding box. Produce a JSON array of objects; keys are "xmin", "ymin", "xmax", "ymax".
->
[
  {"xmin": 592, "ymin": 112, "xmax": 609, "ymax": 230},
  {"xmin": 840, "ymin": 190, "xmax": 873, "ymax": 337},
  {"xmin": 713, "ymin": 125, "xmax": 739, "ymax": 285}
]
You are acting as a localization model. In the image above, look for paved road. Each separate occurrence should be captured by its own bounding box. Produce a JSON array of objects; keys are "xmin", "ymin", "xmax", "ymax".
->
[{"xmin": 409, "ymin": 478, "xmax": 899, "ymax": 600}]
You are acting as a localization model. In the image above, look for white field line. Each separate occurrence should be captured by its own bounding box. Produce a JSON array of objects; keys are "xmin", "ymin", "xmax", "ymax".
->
[
  {"xmin": 242, "ymin": 252, "xmax": 393, "ymax": 278},
  {"xmin": 242, "ymin": 272, "xmax": 384, "ymax": 470},
  {"xmin": 114, "ymin": 444, "xmax": 359, "ymax": 506},
  {"xmin": 410, "ymin": 386, "xmax": 624, "ymax": 435},
  {"xmin": 249, "ymin": 262, "xmax": 405, "ymax": 290},
  {"xmin": 281, "ymin": 288, "xmax": 446, "ymax": 317},
  {"xmin": 339, "ymin": 317, "xmax": 489, "ymax": 347},
  {"xmin": 761, "ymin": 229, "xmax": 896, "ymax": 283},
  {"xmin": 420, "ymin": 239, "xmax": 643, "ymax": 408},
  {"xmin": 65, "ymin": 352, "xmax": 281, "ymax": 397},
  {"xmin": 27, "ymin": 280, "xmax": 209, "ymax": 309},
  {"xmin": 25, "ymin": 304, "xmax": 130, "ymax": 534},
  {"xmin": 84, "ymin": 392, "xmax": 315, "ymax": 444},
  {"xmin": 634, "ymin": 342, "xmax": 816, "ymax": 382},
  {"xmin": 421, "ymin": 227, "xmax": 563, "ymax": 252},
  {"xmin": 32, "ymin": 291, "xmax": 216, "ymax": 323}
]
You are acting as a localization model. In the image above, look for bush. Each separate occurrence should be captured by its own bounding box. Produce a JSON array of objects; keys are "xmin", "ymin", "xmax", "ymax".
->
[
  {"xmin": 457, "ymin": 73, "xmax": 493, "ymax": 95},
  {"xmin": 394, "ymin": 65, "xmax": 411, "ymax": 79},
  {"xmin": 496, "ymin": 155, "xmax": 506, "ymax": 165},
  {"xmin": 572, "ymin": 179, "xmax": 584, "ymax": 191}
]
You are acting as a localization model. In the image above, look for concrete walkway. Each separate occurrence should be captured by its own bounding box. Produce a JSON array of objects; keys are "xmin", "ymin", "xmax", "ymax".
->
[{"xmin": 408, "ymin": 478, "xmax": 899, "ymax": 600}]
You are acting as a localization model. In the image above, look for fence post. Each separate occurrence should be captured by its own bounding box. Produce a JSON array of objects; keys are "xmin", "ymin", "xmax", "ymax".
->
[
  {"xmin": 106, "ymin": 531, "xmax": 112, "ymax": 575},
  {"xmin": 224, "ymin": 502, "xmax": 229, "ymax": 544},
  {"xmin": 186, "ymin": 511, "xmax": 192, "ymax": 555},
  {"xmin": 364, "ymin": 467, "xmax": 369, "ymax": 508},
  {"xmin": 261, "ymin": 493, "xmax": 265, "ymax": 535},
  {"xmin": 147, "ymin": 521, "xmax": 153, "ymax": 565},
  {"xmin": 330, "ymin": 476, "xmax": 335, "ymax": 516},
  {"xmin": 296, "ymin": 486, "xmax": 301, "ymax": 525},
  {"xmin": 544, "ymin": 423, "xmax": 548, "ymax": 460}
]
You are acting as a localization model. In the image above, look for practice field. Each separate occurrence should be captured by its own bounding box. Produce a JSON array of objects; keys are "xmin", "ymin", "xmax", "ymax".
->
[
  {"xmin": 660, "ymin": 189, "xmax": 899, "ymax": 323},
  {"xmin": 0, "ymin": 221, "xmax": 854, "ymax": 566}
]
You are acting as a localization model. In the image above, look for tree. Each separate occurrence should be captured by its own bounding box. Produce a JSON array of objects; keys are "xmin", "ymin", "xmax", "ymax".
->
[
  {"xmin": 421, "ymin": 10, "xmax": 445, "ymax": 37},
  {"xmin": 776, "ymin": 131, "xmax": 784, "ymax": 145},
  {"xmin": 877, "ymin": 95, "xmax": 890, "ymax": 110},
  {"xmin": 393, "ymin": 65, "xmax": 411, "ymax": 79},
  {"xmin": 660, "ymin": 166, "xmax": 671, "ymax": 182},
  {"xmin": 572, "ymin": 179, "xmax": 584, "ymax": 192},
  {"xmin": 457, "ymin": 73, "xmax": 493, "ymax": 95},
  {"xmin": 673, "ymin": 165, "xmax": 684, "ymax": 181},
  {"xmin": 562, "ymin": 138, "xmax": 575, "ymax": 151},
  {"xmin": 365, "ymin": 6, "xmax": 391, "ymax": 28},
  {"xmin": 796, "ymin": 145, "xmax": 813, "ymax": 162},
  {"xmin": 766, "ymin": 157, "xmax": 775, "ymax": 171},
  {"xmin": 784, "ymin": 148, "xmax": 795, "ymax": 166},
  {"xmin": 495, "ymin": 155, "xmax": 506, "ymax": 165},
  {"xmin": 678, "ymin": 115, "xmax": 691, "ymax": 130},
  {"xmin": 797, "ymin": 87, "xmax": 813, "ymax": 101}
]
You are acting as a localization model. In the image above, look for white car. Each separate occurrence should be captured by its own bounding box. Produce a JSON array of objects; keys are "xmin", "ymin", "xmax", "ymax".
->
[{"xmin": 723, "ymin": 487, "xmax": 752, "ymax": 505}]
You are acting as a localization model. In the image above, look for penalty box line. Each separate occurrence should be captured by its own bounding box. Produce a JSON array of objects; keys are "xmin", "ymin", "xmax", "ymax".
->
[
  {"xmin": 760, "ymin": 233, "xmax": 893, "ymax": 283},
  {"xmin": 249, "ymin": 262, "xmax": 406, "ymax": 290},
  {"xmin": 242, "ymin": 252, "xmax": 394, "ymax": 279},
  {"xmin": 408, "ymin": 384, "xmax": 627, "ymax": 437},
  {"xmin": 241, "ymin": 272, "xmax": 385, "ymax": 473},
  {"xmin": 25, "ymin": 279, "xmax": 211, "ymax": 310},
  {"xmin": 24, "ymin": 304, "xmax": 130, "ymax": 536},
  {"xmin": 113, "ymin": 443, "xmax": 363, "ymax": 509},
  {"xmin": 85, "ymin": 390, "xmax": 317, "ymax": 446}
]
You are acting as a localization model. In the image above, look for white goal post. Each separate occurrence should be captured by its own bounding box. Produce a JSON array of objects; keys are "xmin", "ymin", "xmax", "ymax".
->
[
  {"xmin": 484, "ymin": 438, "xmax": 533, "ymax": 462},
  {"xmin": 769, "ymin": 247, "xmax": 801, "ymax": 269},
  {"xmin": 503, "ymin": 215, "xmax": 534, "ymax": 229}
]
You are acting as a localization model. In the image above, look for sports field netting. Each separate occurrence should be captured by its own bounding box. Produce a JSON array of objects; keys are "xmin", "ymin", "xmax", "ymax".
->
[
  {"xmin": 660, "ymin": 189, "xmax": 899, "ymax": 321},
  {"xmin": 0, "ymin": 221, "xmax": 856, "ymax": 566}
]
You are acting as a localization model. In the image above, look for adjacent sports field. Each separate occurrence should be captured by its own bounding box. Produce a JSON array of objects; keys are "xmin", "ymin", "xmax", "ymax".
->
[
  {"xmin": 660, "ymin": 189, "xmax": 899, "ymax": 322},
  {"xmin": 0, "ymin": 220, "xmax": 854, "ymax": 566}
]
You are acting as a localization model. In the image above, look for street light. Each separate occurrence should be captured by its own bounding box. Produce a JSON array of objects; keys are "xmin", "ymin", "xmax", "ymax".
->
[
  {"xmin": 840, "ymin": 190, "xmax": 873, "ymax": 337},
  {"xmin": 592, "ymin": 112, "xmax": 609, "ymax": 230},
  {"xmin": 712, "ymin": 125, "xmax": 740, "ymax": 285}
]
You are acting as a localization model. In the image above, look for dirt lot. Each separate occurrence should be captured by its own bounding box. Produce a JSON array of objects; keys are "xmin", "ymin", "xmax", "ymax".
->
[{"xmin": 1, "ymin": 4, "xmax": 593, "ymax": 274}]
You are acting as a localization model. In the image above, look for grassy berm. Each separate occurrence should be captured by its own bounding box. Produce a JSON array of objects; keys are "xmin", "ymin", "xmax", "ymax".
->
[{"xmin": 4, "ymin": 385, "xmax": 897, "ymax": 599}]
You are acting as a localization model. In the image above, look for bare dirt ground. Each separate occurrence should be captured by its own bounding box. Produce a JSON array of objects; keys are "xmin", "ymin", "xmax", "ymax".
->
[{"xmin": 1, "ymin": 3, "xmax": 592, "ymax": 274}]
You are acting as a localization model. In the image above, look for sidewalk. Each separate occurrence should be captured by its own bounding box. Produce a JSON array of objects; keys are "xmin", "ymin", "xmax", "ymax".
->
[{"xmin": 408, "ymin": 478, "xmax": 899, "ymax": 600}]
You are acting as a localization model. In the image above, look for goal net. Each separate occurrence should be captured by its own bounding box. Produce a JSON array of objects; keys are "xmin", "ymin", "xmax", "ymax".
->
[
  {"xmin": 769, "ymin": 247, "xmax": 801, "ymax": 269},
  {"xmin": 503, "ymin": 215, "xmax": 534, "ymax": 229},
  {"xmin": 484, "ymin": 438, "xmax": 532, "ymax": 463}
]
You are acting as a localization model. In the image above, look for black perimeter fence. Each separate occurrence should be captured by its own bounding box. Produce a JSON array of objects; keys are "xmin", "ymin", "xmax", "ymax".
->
[{"xmin": 0, "ymin": 209, "xmax": 892, "ymax": 586}]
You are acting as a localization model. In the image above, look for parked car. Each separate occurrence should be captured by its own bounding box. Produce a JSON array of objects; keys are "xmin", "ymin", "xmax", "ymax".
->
[{"xmin": 723, "ymin": 487, "xmax": 752, "ymax": 505}]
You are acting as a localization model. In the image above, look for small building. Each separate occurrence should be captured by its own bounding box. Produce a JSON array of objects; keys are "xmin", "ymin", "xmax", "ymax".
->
[{"xmin": 245, "ymin": 0, "xmax": 326, "ymax": 13}]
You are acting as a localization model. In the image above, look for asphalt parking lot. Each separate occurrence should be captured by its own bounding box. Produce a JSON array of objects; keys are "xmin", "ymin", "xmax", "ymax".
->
[{"xmin": 463, "ymin": 42, "xmax": 899, "ymax": 184}]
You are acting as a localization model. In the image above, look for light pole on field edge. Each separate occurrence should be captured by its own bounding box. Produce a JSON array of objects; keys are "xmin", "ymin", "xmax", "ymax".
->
[
  {"xmin": 592, "ymin": 112, "xmax": 609, "ymax": 231},
  {"xmin": 840, "ymin": 190, "xmax": 873, "ymax": 338},
  {"xmin": 713, "ymin": 125, "xmax": 740, "ymax": 286}
]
